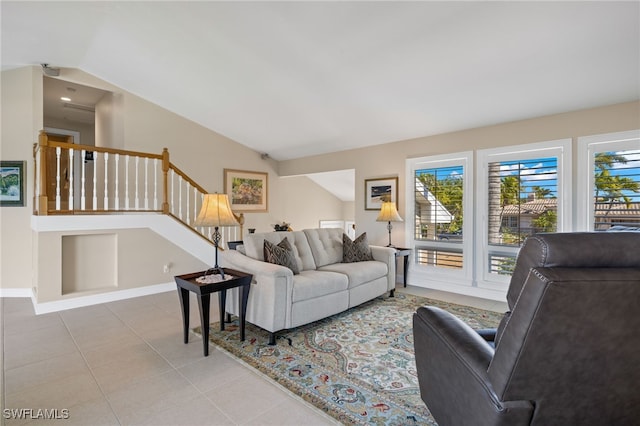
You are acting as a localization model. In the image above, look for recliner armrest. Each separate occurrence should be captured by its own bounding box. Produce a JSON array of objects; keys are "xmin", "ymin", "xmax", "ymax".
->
[{"xmin": 413, "ymin": 306, "xmax": 533, "ymax": 426}]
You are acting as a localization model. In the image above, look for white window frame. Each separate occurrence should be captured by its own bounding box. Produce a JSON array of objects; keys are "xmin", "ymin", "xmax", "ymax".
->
[
  {"xmin": 405, "ymin": 151, "xmax": 474, "ymax": 289},
  {"xmin": 577, "ymin": 130, "xmax": 640, "ymax": 231},
  {"xmin": 476, "ymin": 139, "xmax": 572, "ymax": 290}
]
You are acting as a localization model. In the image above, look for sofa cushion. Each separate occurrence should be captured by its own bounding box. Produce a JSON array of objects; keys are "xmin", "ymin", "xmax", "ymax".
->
[
  {"xmin": 292, "ymin": 270, "xmax": 349, "ymax": 302},
  {"xmin": 243, "ymin": 231, "xmax": 316, "ymax": 271},
  {"xmin": 264, "ymin": 237, "xmax": 300, "ymax": 275},
  {"xmin": 343, "ymin": 232, "xmax": 374, "ymax": 263},
  {"xmin": 303, "ymin": 228, "xmax": 343, "ymax": 267},
  {"xmin": 319, "ymin": 260, "xmax": 388, "ymax": 289}
]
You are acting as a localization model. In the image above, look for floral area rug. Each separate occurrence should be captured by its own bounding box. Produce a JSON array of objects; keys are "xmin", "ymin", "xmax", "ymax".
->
[{"xmin": 193, "ymin": 293, "xmax": 502, "ymax": 425}]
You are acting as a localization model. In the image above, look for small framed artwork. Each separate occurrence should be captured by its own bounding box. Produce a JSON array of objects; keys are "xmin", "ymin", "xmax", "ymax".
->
[
  {"xmin": 0, "ymin": 161, "xmax": 26, "ymax": 207},
  {"xmin": 365, "ymin": 176, "xmax": 398, "ymax": 211},
  {"xmin": 224, "ymin": 169, "xmax": 268, "ymax": 212}
]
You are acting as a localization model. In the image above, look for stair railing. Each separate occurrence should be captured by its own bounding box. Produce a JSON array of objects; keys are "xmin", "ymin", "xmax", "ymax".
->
[{"xmin": 33, "ymin": 131, "xmax": 243, "ymax": 246}]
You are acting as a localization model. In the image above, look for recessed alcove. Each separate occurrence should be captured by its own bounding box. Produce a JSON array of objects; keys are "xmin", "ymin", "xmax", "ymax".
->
[{"xmin": 62, "ymin": 234, "xmax": 117, "ymax": 295}]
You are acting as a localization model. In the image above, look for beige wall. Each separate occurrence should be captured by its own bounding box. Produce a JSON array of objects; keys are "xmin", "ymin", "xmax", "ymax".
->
[
  {"xmin": 34, "ymin": 228, "xmax": 208, "ymax": 302},
  {"xmin": 0, "ymin": 67, "xmax": 42, "ymax": 291},
  {"xmin": 280, "ymin": 101, "xmax": 640, "ymax": 246},
  {"xmin": 2, "ymin": 66, "xmax": 639, "ymax": 298},
  {"xmin": 0, "ymin": 66, "xmax": 346, "ymax": 294}
]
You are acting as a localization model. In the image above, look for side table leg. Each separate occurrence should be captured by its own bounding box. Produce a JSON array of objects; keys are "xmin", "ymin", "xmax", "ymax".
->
[
  {"xmin": 218, "ymin": 290, "xmax": 226, "ymax": 331},
  {"xmin": 239, "ymin": 284, "xmax": 250, "ymax": 341},
  {"xmin": 197, "ymin": 294, "xmax": 211, "ymax": 357},
  {"xmin": 177, "ymin": 286, "xmax": 189, "ymax": 344},
  {"xmin": 403, "ymin": 256, "xmax": 409, "ymax": 288}
]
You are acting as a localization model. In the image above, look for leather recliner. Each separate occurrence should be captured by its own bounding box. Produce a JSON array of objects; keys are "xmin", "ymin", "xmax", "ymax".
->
[{"xmin": 413, "ymin": 232, "xmax": 640, "ymax": 426}]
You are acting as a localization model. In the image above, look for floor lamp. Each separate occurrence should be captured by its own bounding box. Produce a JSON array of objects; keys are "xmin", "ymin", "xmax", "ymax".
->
[
  {"xmin": 377, "ymin": 200, "xmax": 403, "ymax": 247},
  {"xmin": 194, "ymin": 193, "xmax": 239, "ymax": 277}
]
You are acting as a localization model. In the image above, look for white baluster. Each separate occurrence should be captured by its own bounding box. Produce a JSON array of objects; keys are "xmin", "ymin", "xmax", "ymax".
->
[
  {"xmin": 185, "ymin": 183, "xmax": 190, "ymax": 224},
  {"xmin": 114, "ymin": 153, "xmax": 119, "ymax": 210},
  {"xmin": 92, "ymin": 152, "xmax": 97, "ymax": 210},
  {"xmin": 68, "ymin": 148, "xmax": 74, "ymax": 210},
  {"xmin": 81, "ymin": 150, "xmax": 86, "ymax": 210},
  {"xmin": 135, "ymin": 156, "xmax": 140, "ymax": 209},
  {"xmin": 144, "ymin": 157, "xmax": 149, "ymax": 210},
  {"xmin": 171, "ymin": 170, "xmax": 175, "ymax": 215},
  {"xmin": 103, "ymin": 152, "xmax": 109, "ymax": 209},
  {"xmin": 178, "ymin": 175, "xmax": 183, "ymax": 220},
  {"xmin": 154, "ymin": 159, "xmax": 158, "ymax": 210},
  {"xmin": 193, "ymin": 188, "xmax": 198, "ymax": 224},
  {"xmin": 125, "ymin": 155, "xmax": 130, "ymax": 210},
  {"xmin": 55, "ymin": 147, "xmax": 61, "ymax": 210}
]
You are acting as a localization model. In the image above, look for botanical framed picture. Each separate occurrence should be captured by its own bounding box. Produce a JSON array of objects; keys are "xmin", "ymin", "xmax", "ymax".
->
[
  {"xmin": 365, "ymin": 176, "xmax": 398, "ymax": 211},
  {"xmin": 224, "ymin": 169, "xmax": 268, "ymax": 212},
  {"xmin": 0, "ymin": 161, "xmax": 26, "ymax": 207}
]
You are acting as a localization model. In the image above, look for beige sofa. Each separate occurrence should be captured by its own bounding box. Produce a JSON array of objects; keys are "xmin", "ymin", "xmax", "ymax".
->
[{"xmin": 221, "ymin": 228, "xmax": 396, "ymax": 344}]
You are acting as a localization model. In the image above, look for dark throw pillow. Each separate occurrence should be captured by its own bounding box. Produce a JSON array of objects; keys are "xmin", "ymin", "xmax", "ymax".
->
[
  {"xmin": 343, "ymin": 232, "xmax": 374, "ymax": 263},
  {"xmin": 264, "ymin": 237, "xmax": 300, "ymax": 274}
]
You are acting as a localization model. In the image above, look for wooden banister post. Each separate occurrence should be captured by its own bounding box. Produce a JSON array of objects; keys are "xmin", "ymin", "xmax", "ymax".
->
[
  {"xmin": 162, "ymin": 148, "xmax": 170, "ymax": 214},
  {"xmin": 37, "ymin": 131, "xmax": 49, "ymax": 215}
]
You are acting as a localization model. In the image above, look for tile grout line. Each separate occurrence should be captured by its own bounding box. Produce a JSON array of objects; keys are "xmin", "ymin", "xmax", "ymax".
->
[{"xmin": 58, "ymin": 310, "xmax": 124, "ymax": 426}]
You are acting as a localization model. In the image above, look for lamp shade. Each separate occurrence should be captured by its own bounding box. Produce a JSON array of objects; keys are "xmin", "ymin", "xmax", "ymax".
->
[
  {"xmin": 194, "ymin": 193, "xmax": 239, "ymax": 227},
  {"xmin": 377, "ymin": 201, "xmax": 403, "ymax": 222}
]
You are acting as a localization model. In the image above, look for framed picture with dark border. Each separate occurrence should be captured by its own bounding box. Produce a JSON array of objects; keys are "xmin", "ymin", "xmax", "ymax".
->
[
  {"xmin": 365, "ymin": 176, "xmax": 398, "ymax": 211},
  {"xmin": 0, "ymin": 161, "xmax": 25, "ymax": 207},
  {"xmin": 224, "ymin": 169, "xmax": 268, "ymax": 212}
]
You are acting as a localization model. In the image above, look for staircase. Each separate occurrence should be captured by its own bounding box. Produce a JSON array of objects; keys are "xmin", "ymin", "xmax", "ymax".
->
[{"xmin": 33, "ymin": 131, "xmax": 244, "ymax": 248}]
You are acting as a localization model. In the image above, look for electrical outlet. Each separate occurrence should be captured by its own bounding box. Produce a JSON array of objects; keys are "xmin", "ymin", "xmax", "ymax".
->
[{"xmin": 163, "ymin": 264, "xmax": 170, "ymax": 273}]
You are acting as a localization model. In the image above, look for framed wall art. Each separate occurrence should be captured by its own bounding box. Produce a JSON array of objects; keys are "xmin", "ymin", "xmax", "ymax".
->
[
  {"xmin": 365, "ymin": 176, "xmax": 398, "ymax": 211},
  {"xmin": 224, "ymin": 169, "xmax": 268, "ymax": 212},
  {"xmin": 0, "ymin": 161, "xmax": 25, "ymax": 207}
]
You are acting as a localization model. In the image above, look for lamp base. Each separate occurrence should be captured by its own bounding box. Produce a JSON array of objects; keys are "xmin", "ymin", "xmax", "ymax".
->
[{"xmin": 205, "ymin": 266, "xmax": 225, "ymax": 279}]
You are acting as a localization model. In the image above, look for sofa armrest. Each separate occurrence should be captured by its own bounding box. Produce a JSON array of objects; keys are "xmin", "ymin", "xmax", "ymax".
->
[
  {"xmin": 413, "ymin": 306, "xmax": 533, "ymax": 426},
  {"xmin": 370, "ymin": 245, "xmax": 396, "ymax": 291},
  {"xmin": 220, "ymin": 249, "xmax": 294, "ymax": 333}
]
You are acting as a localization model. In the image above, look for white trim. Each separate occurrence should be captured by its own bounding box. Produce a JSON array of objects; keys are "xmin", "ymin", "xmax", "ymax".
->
[
  {"xmin": 408, "ymin": 278, "xmax": 507, "ymax": 302},
  {"xmin": 0, "ymin": 288, "xmax": 33, "ymax": 298},
  {"xmin": 32, "ymin": 282, "xmax": 175, "ymax": 315},
  {"xmin": 577, "ymin": 130, "xmax": 640, "ymax": 231},
  {"xmin": 476, "ymin": 138, "xmax": 572, "ymax": 289}
]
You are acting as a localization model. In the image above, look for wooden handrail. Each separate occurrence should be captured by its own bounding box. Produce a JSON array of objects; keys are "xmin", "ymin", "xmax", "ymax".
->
[
  {"xmin": 34, "ymin": 130, "xmax": 244, "ymax": 246},
  {"xmin": 44, "ymin": 140, "xmax": 163, "ymax": 160}
]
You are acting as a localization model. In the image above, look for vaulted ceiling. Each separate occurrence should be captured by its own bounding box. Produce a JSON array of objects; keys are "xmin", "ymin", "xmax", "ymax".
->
[{"xmin": 2, "ymin": 1, "xmax": 639, "ymax": 162}]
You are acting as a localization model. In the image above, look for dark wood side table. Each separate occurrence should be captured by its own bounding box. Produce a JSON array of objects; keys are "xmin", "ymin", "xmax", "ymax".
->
[
  {"xmin": 394, "ymin": 247, "xmax": 412, "ymax": 287},
  {"xmin": 174, "ymin": 268, "xmax": 252, "ymax": 356}
]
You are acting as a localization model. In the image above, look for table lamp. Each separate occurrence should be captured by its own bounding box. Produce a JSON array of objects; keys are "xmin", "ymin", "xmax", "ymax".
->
[
  {"xmin": 194, "ymin": 193, "xmax": 239, "ymax": 276},
  {"xmin": 377, "ymin": 200, "xmax": 403, "ymax": 247}
]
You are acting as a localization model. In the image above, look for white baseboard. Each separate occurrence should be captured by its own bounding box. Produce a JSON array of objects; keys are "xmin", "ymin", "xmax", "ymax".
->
[
  {"xmin": 30, "ymin": 282, "xmax": 176, "ymax": 315},
  {"xmin": 0, "ymin": 288, "xmax": 33, "ymax": 298},
  {"xmin": 410, "ymin": 279, "xmax": 507, "ymax": 302}
]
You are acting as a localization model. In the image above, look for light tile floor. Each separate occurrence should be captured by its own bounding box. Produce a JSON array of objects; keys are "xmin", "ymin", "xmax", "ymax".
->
[{"xmin": 1, "ymin": 284, "xmax": 506, "ymax": 426}]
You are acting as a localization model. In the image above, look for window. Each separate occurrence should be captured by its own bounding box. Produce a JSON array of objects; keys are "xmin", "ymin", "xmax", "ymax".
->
[
  {"xmin": 406, "ymin": 152, "xmax": 473, "ymax": 287},
  {"xmin": 487, "ymin": 157, "xmax": 558, "ymax": 247},
  {"xmin": 578, "ymin": 130, "xmax": 640, "ymax": 231},
  {"xmin": 477, "ymin": 139, "xmax": 571, "ymax": 288}
]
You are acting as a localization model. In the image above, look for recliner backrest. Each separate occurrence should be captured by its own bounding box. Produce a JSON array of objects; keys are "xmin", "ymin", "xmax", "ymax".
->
[
  {"xmin": 506, "ymin": 232, "xmax": 640, "ymax": 308},
  {"xmin": 488, "ymin": 265, "xmax": 640, "ymax": 425}
]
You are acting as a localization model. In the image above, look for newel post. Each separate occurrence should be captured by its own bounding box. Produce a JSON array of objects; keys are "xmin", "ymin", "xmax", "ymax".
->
[
  {"xmin": 36, "ymin": 131, "xmax": 49, "ymax": 215},
  {"xmin": 162, "ymin": 148, "xmax": 170, "ymax": 214}
]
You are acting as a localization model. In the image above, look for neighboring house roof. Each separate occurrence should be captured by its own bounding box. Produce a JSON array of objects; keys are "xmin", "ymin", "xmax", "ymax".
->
[
  {"xmin": 415, "ymin": 181, "xmax": 454, "ymax": 224},
  {"xmin": 501, "ymin": 198, "xmax": 557, "ymax": 216},
  {"xmin": 502, "ymin": 199, "xmax": 640, "ymax": 220},
  {"xmin": 595, "ymin": 202, "xmax": 640, "ymax": 218}
]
